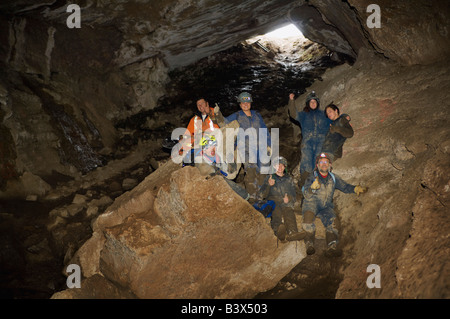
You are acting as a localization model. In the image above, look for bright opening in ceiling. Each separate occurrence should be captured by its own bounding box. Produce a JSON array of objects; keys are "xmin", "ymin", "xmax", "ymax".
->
[
  {"xmin": 245, "ymin": 23, "xmax": 311, "ymax": 67},
  {"xmin": 264, "ymin": 23, "xmax": 304, "ymax": 39},
  {"xmin": 246, "ymin": 23, "xmax": 306, "ymax": 44}
]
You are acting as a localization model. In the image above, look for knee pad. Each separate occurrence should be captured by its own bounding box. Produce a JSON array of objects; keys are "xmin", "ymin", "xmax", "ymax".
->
[
  {"xmin": 302, "ymin": 222, "xmax": 316, "ymax": 234},
  {"xmin": 302, "ymin": 210, "xmax": 316, "ymax": 224}
]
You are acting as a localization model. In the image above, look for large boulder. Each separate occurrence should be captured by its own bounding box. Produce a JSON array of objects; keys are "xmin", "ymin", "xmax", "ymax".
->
[{"xmin": 53, "ymin": 161, "xmax": 305, "ymax": 298}]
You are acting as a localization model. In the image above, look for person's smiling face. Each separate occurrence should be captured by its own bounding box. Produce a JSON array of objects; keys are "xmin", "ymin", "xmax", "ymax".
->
[
  {"xmin": 240, "ymin": 102, "xmax": 251, "ymax": 113},
  {"xmin": 197, "ymin": 99, "xmax": 210, "ymax": 115},
  {"xmin": 326, "ymin": 107, "xmax": 339, "ymax": 121},
  {"xmin": 317, "ymin": 158, "xmax": 330, "ymax": 174}
]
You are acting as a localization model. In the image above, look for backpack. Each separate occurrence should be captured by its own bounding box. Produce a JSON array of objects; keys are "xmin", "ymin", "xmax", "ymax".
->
[{"xmin": 252, "ymin": 200, "xmax": 276, "ymax": 218}]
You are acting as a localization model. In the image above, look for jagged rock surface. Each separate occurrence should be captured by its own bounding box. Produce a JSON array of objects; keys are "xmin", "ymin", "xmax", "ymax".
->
[
  {"xmin": 0, "ymin": 0, "xmax": 449, "ymax": 300},
  {"xmin": 53, "ymin": 163, "xmax": 305, "ymax": 299},
  {"xmin": 1, "ymin": 0, "xmax": 448, "ymax": 184},
  {"xmin": 287, "ymin": 50, "xmax": 450, "ymax": 298}
]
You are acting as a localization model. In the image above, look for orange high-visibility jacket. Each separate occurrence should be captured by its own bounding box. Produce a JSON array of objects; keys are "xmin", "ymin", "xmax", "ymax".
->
[{"xmin": 181, "ymin": 108, "xmax": 220, "ymax": 153}]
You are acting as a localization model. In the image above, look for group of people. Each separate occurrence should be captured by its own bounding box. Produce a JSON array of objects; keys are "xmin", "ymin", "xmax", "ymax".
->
[{"xmin": 176, "ymin": 90, "xmax": 367, "ymax": 257}]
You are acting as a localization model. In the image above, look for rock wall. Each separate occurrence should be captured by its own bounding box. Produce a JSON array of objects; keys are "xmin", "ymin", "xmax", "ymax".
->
[
  {"xmin": 1, "ymin": 0, "xmax": 449, "ymax": 187},
  {"xmin": 0, "ymin": 12, "xmax": 169, "ymax": 186},
  {"xmin": 0, "ymin": 0, "xmax": 448, "ymax": 299},
  {"xmin": 346, "ymin": 0, "xmax": 450, "ymax": 66},
  {"xmin": 287, "ymin": 49, "xmax": 450, "ymax": 298}
]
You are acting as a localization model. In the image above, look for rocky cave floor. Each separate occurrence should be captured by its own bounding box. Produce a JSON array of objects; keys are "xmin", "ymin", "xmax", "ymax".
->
[
  {"xmin": 0, "ymin": 40, "xmax": 348, "ymax": 299},
  {"xmin": 0, "ymin": 193, "xmax": 344, "ymax": 299}
]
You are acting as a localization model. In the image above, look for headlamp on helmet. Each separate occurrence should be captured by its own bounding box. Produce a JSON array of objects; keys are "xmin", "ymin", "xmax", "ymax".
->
[
  {"xmin": 237, "ymin": 92, "xmax": 253, "ymax": 103},
  {"xmin": 316, "ymin": 152, "xmax": 331, "ymax": 164},
  {"xmin": 200, "ymin": 135, "xmax": 217, "ymax": 148}
]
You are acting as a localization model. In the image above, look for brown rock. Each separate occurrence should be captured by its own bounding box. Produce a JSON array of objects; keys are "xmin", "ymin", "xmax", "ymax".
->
[
  {"xmin": 58, "ymin": 161, "xmax": 305, "ymax": 299},
  {"xmin": 100, "ymin": 166, "xmax": 304, "ymax": 298},
  {"xmin": 51, "ymin": 274, "xmax": 136, "ymax": 299}
]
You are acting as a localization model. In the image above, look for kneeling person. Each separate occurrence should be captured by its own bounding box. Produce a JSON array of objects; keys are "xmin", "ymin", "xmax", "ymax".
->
[
  {"xmin": 301, "ymin": 152, "xmax": 367, "ymax": 256},
  {"xmin": 194, "ymin": 135, "xmax": 249, "ymax": 201}
]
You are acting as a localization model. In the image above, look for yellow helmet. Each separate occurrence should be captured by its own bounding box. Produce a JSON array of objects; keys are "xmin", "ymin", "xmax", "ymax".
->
[{"xmin": 200, "ymin": 135, "xmax": 217, "ymax": 148}]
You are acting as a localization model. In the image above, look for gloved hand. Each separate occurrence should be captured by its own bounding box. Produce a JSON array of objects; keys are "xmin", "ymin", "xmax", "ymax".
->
[
  {"xmin": 214, "ymin": 104, "xmax": 220, "ymax": 115},
  {"xmin": 311, "ymin": 177, "xmax": 320, "ymax": 190},
  {"xmin": 268, "ymin": 175, "xmax": 275, "ymax": 186},
  {"xmin": 354, "ymin": 185, "xmax": 367, "ymax": 196}
]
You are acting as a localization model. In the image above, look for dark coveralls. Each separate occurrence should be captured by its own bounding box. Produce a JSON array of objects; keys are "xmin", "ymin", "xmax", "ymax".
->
[
  {"xmin": 296, "ymin": 109, "xmax": 332, "ymax": 178},
  {"xmin": 225, "ymin": 110, "xmax": 271, "ymax": 197},
  {"xmin": 260, "ymin": 173, "xmax": 298, "ymax": 236},
  {"xmin": 301, "ymin": 170, "xmax": 355, "ymax": 248},
  {"xmin": 321, "ymin": 113, "xmax": 354, "ymax": 161}
]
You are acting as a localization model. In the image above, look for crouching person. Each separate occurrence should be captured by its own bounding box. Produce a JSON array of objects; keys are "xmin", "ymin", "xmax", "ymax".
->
[
  {"xmin": 301, "ymin": 152, "xmax": 367, "ymax": 256},
  {"xmin": 259, "ymin": 156, "xmax": 306, "ymax": 242},
  {"xmin": 194, "ymin": 135, "xmax": 249, "ymax": 201}
]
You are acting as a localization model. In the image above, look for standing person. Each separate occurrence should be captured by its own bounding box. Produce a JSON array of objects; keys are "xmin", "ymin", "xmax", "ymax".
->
[
  {"xmin": 224, "ymin": 92, "xmax": 271, "ymax": 200},
  {"xmin": 301, "ymin": 152, "xmax": 367, "ymax": 256},
  {"xmin": 288, "ymin": 91, "xmax": 331, "ymax": 188},
  {"xmin": 180, "ymin": 98, "xmax": 221, "ymax": 165},
  {"xmin": 321, "ymin": 103, "xmax": 354, "ymax": 162},
  {"xmin": 259, "ymin": 156, "xmax": 306, "ymax": 242}
]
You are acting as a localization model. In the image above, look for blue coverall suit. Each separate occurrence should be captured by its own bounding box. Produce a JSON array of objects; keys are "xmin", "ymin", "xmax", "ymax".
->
[
  {"xmin": 301, "ymin": 170, "xmax": 355, "ymax": 249},
  {"xmin": 225, "ymin": 110, "xmax": 271, "ymax": 197},
  {"xmin": 225, "ymin": 110, "xmax": 271, "ymax": 171},
  {"xmin": 296, "ymin": 109, "xmax": 331, "ymax": 177}
]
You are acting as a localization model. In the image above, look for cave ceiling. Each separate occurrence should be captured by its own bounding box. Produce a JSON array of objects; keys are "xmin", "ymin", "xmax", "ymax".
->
[{"xmin": 0, "ymin": 0, "xmax": 365, "ymax": 70}]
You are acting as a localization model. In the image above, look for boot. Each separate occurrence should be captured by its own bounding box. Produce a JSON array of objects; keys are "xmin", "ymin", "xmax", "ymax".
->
[
  {"xmin": 244, "ymin": 166, "xmax": 259, "ymax": 197},
  {"xmin": 302, "ymin": 211, "xmax": 316, "ymax": 255},
  {"xmin": 276, "ymin": 224, "xmax": 287, "ymax": 242},
  {"xmin": 286, "ymin": 229, "xmax": 307, "ymax": 241},
  {"xmin": 305, "ymin": 233, "xmax": 316, "ymax": 255},
  {"xmin": 325, "ymin": 231, "xmax": 342, "ymax": 257},
  {"xmin": 283, "ymin": 207, "xmax": 303, "ymax": 241}
]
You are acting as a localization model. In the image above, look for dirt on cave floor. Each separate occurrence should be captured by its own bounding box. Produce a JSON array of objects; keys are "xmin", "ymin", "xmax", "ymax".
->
[{"xmin": 256, "ymin": 238, "xmax": 345, "ymax": 299}]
